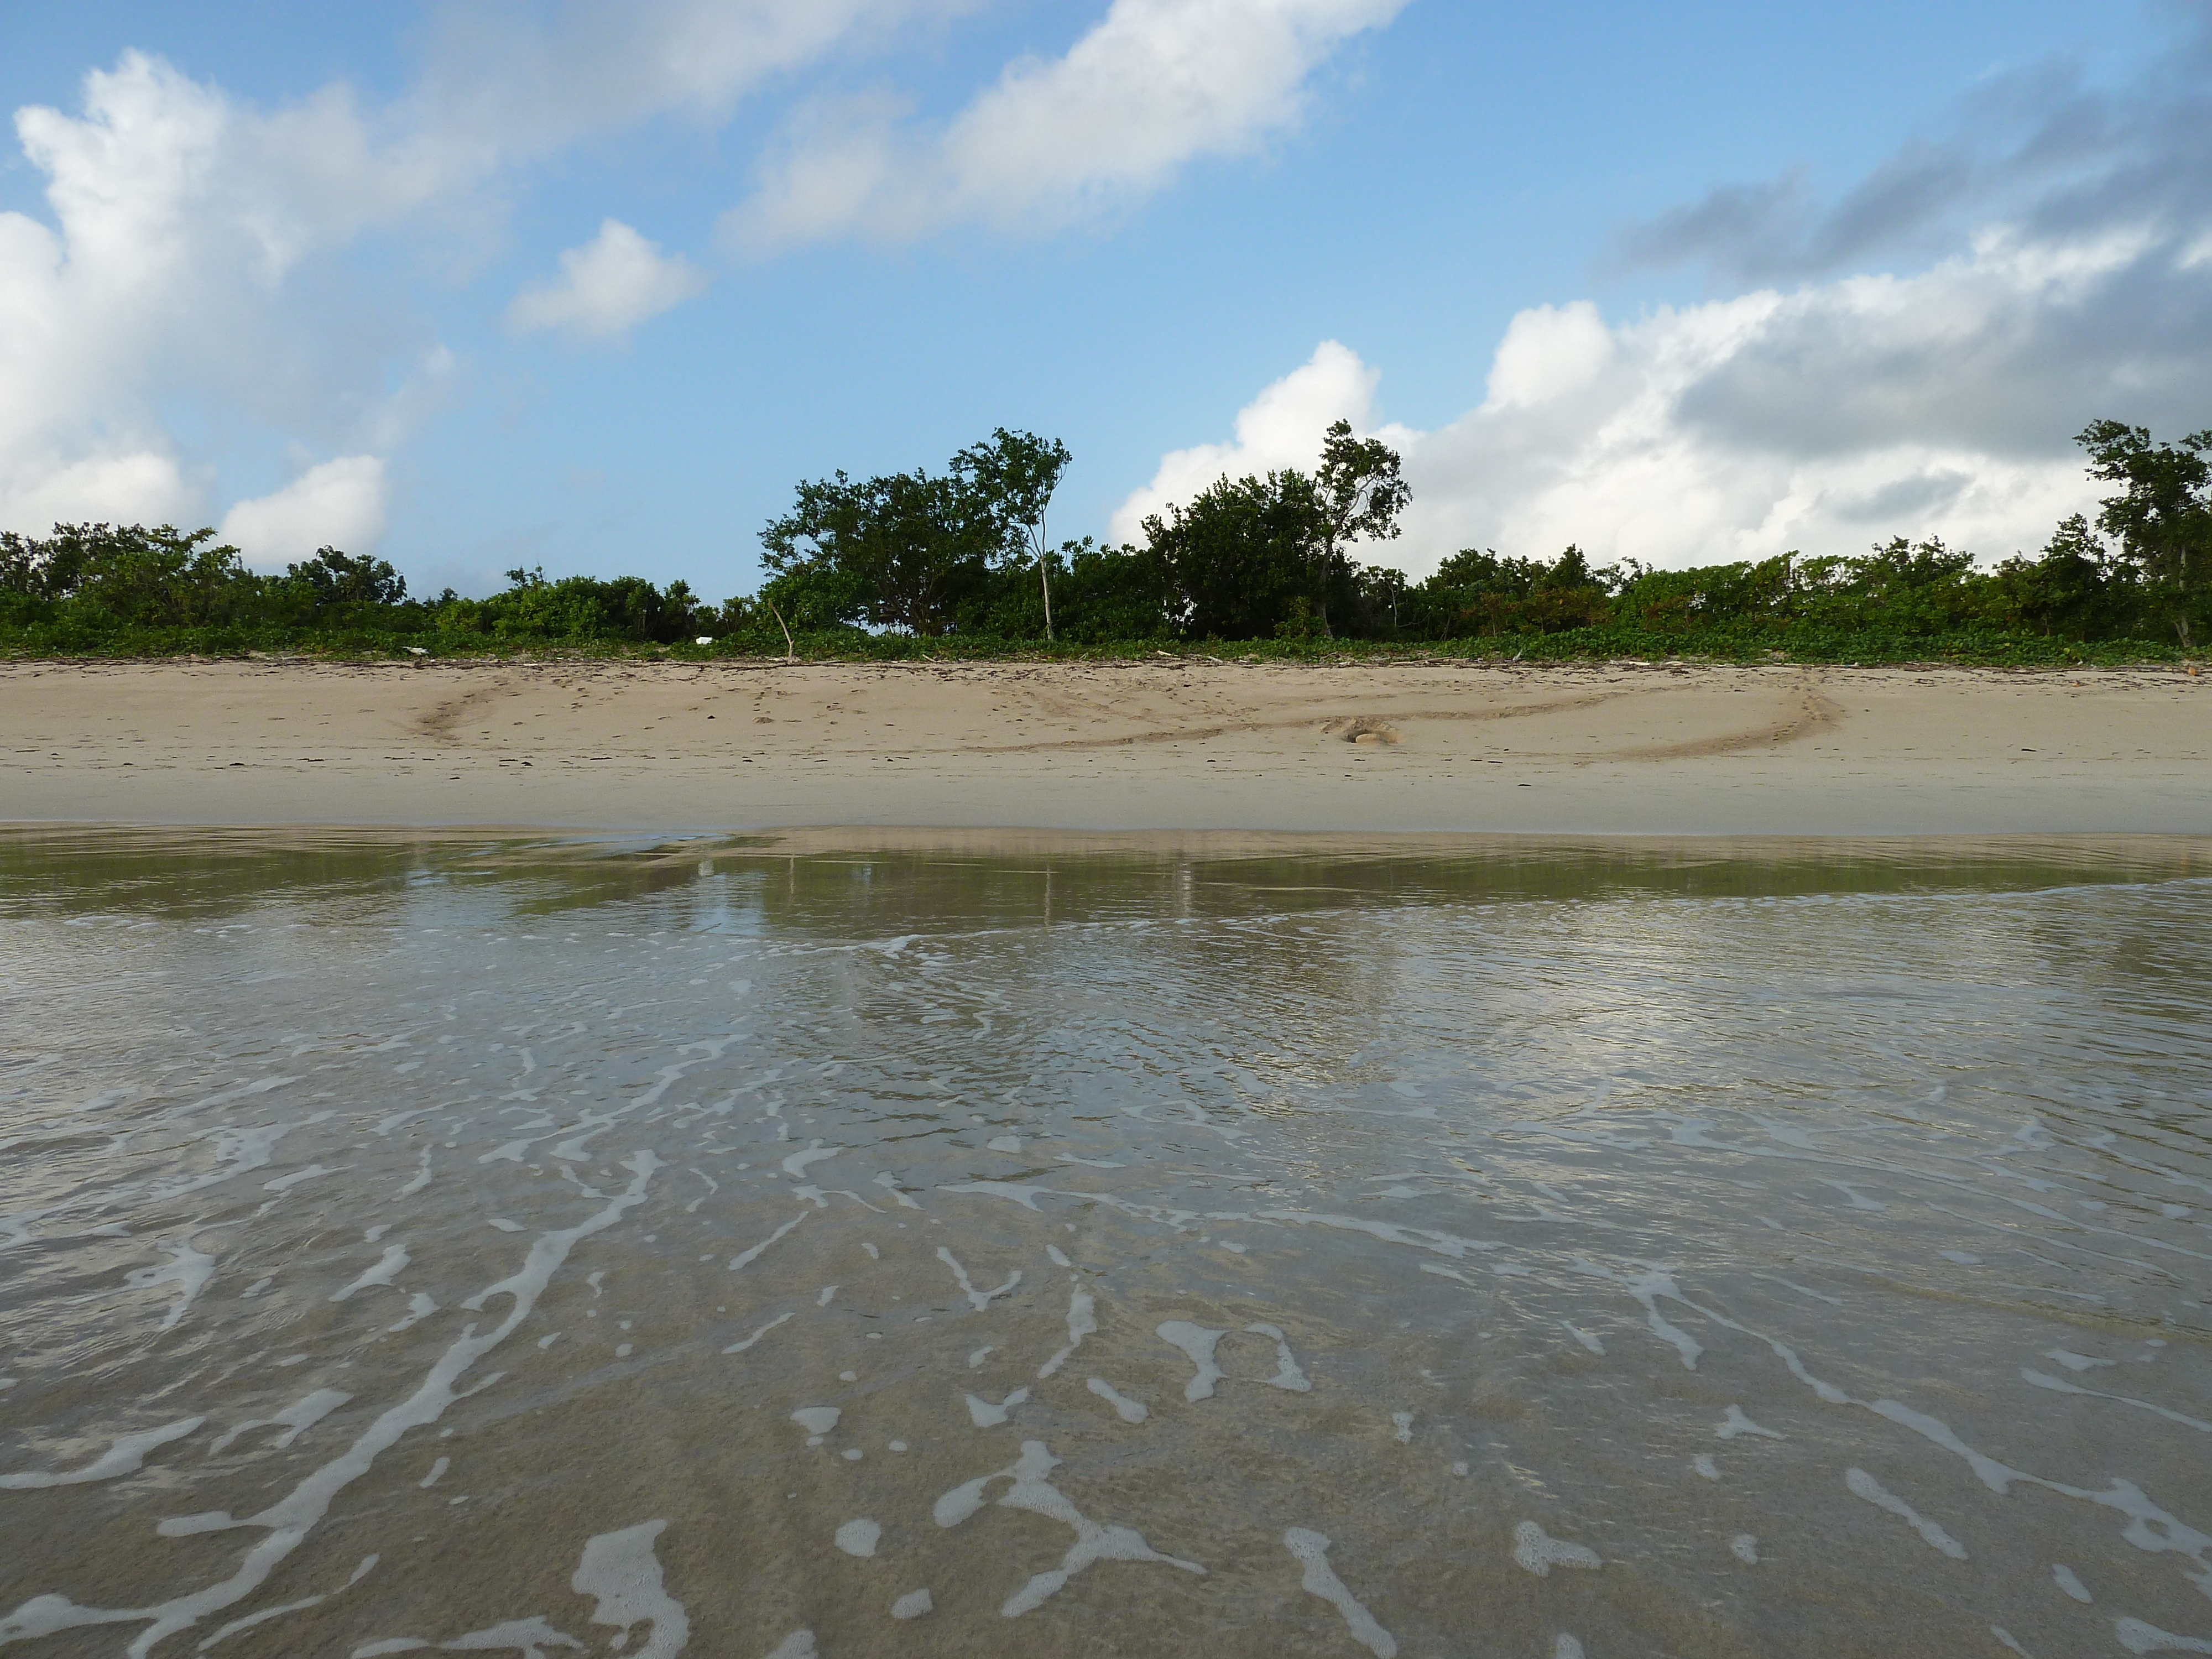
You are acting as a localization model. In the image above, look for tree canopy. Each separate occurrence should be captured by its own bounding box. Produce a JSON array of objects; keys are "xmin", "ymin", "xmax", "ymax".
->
[{"xmin": 3, "ymin": 414, "xmax": 2208, "ymax": 662}]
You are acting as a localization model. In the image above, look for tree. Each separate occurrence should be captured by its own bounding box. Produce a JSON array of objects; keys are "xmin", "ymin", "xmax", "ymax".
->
[
  {"xmin": 760, "ymin": 468, "xmax": 990, "ymax": 637},
  {"xmin": 954, "ymin": 430, "xmax": 1072, "ymax": 640},
  {"xmin": 1310, "ymin": 419, "xmax": 1411, "ymax": 634},
  {"xmin": 759, "ymin": 430, "xmax": 1071, "ymax": 639},
  {"xmin": 13, "ymin": 524, "xmax": 256, "ymax": 628},
  {"xmin": 287, "ymin": 546, "xmax": 406, "ymax": 608},
  {"xmin": 2077, "ymin": 419, "xmax": 2212, "ymax": 645},
  {"xmin": 1141, "ymin": 472, "xmax": 1322, "ymax": 639}
]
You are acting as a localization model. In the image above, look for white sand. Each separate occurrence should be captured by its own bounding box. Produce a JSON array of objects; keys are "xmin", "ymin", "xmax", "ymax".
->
[{"xmin": 2, "ymin": 656, "xmax": 2205, "ymax": 836}]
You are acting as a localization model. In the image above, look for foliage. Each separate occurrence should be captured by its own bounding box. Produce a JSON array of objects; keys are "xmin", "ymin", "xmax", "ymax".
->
[
  {"xmin": 3, "ymin": 417, "xmax": 2207, "ymax": 665},
  {"xmin": 2076, "ymin": 419, "xmax": 2212, "ymax": 645}
]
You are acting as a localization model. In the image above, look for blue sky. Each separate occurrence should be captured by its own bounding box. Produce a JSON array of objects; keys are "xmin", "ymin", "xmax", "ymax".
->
[{"xmin": 2, "ymin": 1, "xmax": 2205, "ymax": 600}]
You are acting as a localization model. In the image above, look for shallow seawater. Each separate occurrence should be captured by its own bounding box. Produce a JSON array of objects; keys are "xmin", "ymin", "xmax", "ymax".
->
[{"xmin": 2, "ymin": 830, "xmax": 2210, "ymax": 1659}]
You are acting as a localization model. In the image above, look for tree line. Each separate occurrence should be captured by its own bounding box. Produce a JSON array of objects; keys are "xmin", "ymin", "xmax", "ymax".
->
[{"xmin": 2, "ymin": 418, "xmax": 2206, "ymax": 661}]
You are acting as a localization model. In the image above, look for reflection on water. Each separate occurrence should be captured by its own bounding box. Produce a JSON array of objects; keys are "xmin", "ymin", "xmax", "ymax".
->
[{"xmin": 1, "ymin": 831, "xmax": 2209, "ymax": 1658}]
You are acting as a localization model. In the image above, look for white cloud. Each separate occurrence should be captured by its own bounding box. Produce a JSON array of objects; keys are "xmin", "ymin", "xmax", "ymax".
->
[
  {"xmin": 1108, "ymin": 340, "xmax": 1383, "ymax": 542},
  {"xmin": 0, "ymin": 452, "xmax": 195, "ymax": 535},
  {"xmin": 733, "ymin": 0, "xmax": 1406, "ymax": 247},
  {"xmin": 0, "ymin": 54, "xmax": 437, "ymax": 538},
  {"xmin": 508, "ymin": 220, "xmax": 708, "ymax": 341},
  {"xmin": 219, "ymin": 456, "xmax": 390, "ymax": 565},
  {"xmin": 0, "ymin": 8, "xmax": 938, "ymax": 538},
  {"xmin": 1116, "ymin": 217, "xmax": 2212, "ymax": 574}
]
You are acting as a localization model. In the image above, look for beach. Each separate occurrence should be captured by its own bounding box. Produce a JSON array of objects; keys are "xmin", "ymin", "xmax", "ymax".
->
[{"xmin": 2, "ymin": 656, "xmax": 2206, "ymax": 836}]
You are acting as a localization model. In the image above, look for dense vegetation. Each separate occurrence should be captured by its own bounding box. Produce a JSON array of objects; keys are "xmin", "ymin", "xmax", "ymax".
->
[{"xmin": 3, "ymin": 419, "xmax": 2205, "ymax": 664}]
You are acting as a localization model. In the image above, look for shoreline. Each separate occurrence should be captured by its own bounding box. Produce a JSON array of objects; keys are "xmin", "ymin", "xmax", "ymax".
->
[{"xmin": 4, "ymin": 657, "xmax": 2206, "ymax": 838}]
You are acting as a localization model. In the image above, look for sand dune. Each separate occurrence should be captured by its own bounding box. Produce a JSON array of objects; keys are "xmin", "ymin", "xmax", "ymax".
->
[{"xmin": 2, "ymin": 656, "xmax": 2205, "ymax": 835}]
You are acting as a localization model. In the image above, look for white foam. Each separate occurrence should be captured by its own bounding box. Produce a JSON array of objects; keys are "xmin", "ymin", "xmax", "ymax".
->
[
  {"xmin": 987, "ymin": 1137, "xmax": 1021, "ymax": 1153},
  {"xmin": 419, "ymin": 1458, "xmax": 448, "ymax": 1489},
  {"xmin": 782, "ymin": 1142, "xmax": 838, "ymax": 1179},
  {"xmin": 1036, "ymin": 1291, "xmax": 1097, "ymax": 1379},
  {"xmin": 208, "ymin": 1390, "xmax": 349, "ymax": 1455},
  {"xmin": 1391, "ymin": 1413, "xmax": 1413, "ymax": 1443},
  {"xmin": 759, "ymin": 1629, "xmax": 815, "ymax": 1658},
  {"xmin": 936, "ymin": 1248, "xmax": 1021, "ymax": 1313},
  {"xmin": 1086, "ymin": 1379, "xmax": 1149, "ymax": 1423},
  {"xmin": 967, "ymin": 1347, "xmax": 996, "ymax": 1369},
  {"xmin": 388, "ymin": 1294, "xmax": 437, "ymax": 1333},
  {"xmin": 790, "ymin": 1407, "xmax": 840, "ymax": 1436},
  {"xmin": 1561, "ymin": 1322, "xmax": 1604, "ymax": 1355},
  {"xmin": 724, "ymin": 1312, "xmax": 794, "ymax": 1354},
  {"xmin": 889, "ymin": 1589, "xmax": 932, "ymax": 1620},
  {"xmin": 331, "ymin": 1245, "xmax": 410, "ymax": 1303},
  {"xmin": 1511, "ymin": 1521, "xmax": 1601, "ymax": 1577},
  {"xmin": 572, "ymin": 1519, "xmax": 688, "ymax": 1659},
  {"xmin": 1282, "ymin": 1529, "xmax": 1396, "ymax": 1657},
  {"xmin": 1693, "ymin": 1455, "xmax": 1719, "ymax": 1480},
  {"xmin": 124, "ymin": 1240, "xmax": 218, "ymax": 1332},
  {"xmin": 2053, "ymin": 1562, "xmax": 2092, "ymax": 1601},
  {"xmin": 2115, "ymin": 1618, "xmax": 2212, "ymax": 1653},
  {"xmin": 1244, "ymin": 1323, "xmax": 1310, "ymax": 1391},
  {"xmin": 1730, "ymin": 1535, "xmax": 1759, "ymax": 1564},
  {"xmin": 2021, "ymin": 1369, "xmax": 2212, "ymax": 1432},
  {"xmin": 1, "ymin": 1156, "xmax": 662, "ymax": 1652},
  {"xmin": 728, "ymin": 1214, "xmax": 806, "ymax": 1272},
  {"xmin": 1718, "ymin": 1405, "xmax": 1783, "ymax": 1441},
  {"xmin": 434, "ymin": 1616, "xmax": 578, "ymax": 1652},
  {"xmin": 931, "ymin": 1439, "xmax": 1205, "ymax": 1616},
  {"xmin": 872, "ymin": 1172, "xmax": 922, "ymax": 1209},
  {"xmin": 1156, "ymin": 1321, "xmax": 1226, "ymax": 1401},
  {"xmin": 1844, "ymin": 1468, "xmax": 1968, "ymax": 1559},
  {"xmin": 0, "ymin": 1416, "xmax": 203, "ymax": 1489},
  {"xmin": 834, "ymin": 1519, "xmax": 880, "ymax": 1558},
  {"xmin": 816, "ymin": 1286, "xmax": 838, "ymax": 1306},
  {"xmin": 966, "ymin": 1390, "xmax": 1028, "ymax": 1428}
]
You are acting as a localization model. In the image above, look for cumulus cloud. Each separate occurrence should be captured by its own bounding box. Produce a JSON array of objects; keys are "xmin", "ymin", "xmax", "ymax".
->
[
  {"xmin": 1119, "ymin": 222, "xmax": 2198, "ymax": 577},
  {"xmin": 0, "ymin": 6, "xmax": 942, "ymax": 539},
  {"xmin": 0, "ymin": 453, "xmax": 195, "ymax": 536},
  {"xmin": 732, "ymin": 0, "xmax": 1406, "ymax": 247},
  {"xmin": 1109, "ymin": 341, "xmax": 1387, "ymax": 542},
  {"xmin": 508, "ymin": 220, "xmax": 708, "ymax": 341},
  {"xmin": 218, "ymin": 456, "xmax": 391, "ymax": 565},
  {"xmin": 0, "ymin": 53, "xmax": 442, "ymax": 539},
  {"xmin": 1119, "ymin": 14, "xmax": 2212, "ymax": 575}
]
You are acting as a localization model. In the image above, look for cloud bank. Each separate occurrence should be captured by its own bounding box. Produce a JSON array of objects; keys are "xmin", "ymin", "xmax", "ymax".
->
[{"xmin": 1117, "ymin": 18, "xmax": 2212, "ymax": 574}]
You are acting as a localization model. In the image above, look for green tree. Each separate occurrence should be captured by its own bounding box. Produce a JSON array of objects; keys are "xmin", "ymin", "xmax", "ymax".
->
[
  {"xmin": 286, "ymin": 546, "xmax": 406, "ymax": 608},
  {"xmin": 1311, "ymin": 419, "xmax": 1411, "ymax": 634},
  {"xmin": 759, "ymin": 430, "xmax": 1070, "ymax": 639},
  {"xmin": 2077, "ymin": 419, "xmax": 2212, "ymax": 645},
  {"xmin": 1141, "ymin": 471, "xmax": 1323, "ymax": 639},
  {"xmin": 954, "ymin": 430, "xmax": 1072, "ymax": 640},
  {"xmin": 13, "ymin": 524, "xmax": 258, "ymax": 628}
]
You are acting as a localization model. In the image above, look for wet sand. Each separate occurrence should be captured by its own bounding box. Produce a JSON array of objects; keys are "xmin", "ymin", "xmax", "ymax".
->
[{"xmin": 2, "ymin": 657, "xmax": 2206, "ymax": 835}]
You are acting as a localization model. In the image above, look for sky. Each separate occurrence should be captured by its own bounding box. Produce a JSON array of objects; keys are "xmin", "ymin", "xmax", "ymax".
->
[{"xmin": 2, "ymin": 0, "xmax": 2207, "ymax": 601}]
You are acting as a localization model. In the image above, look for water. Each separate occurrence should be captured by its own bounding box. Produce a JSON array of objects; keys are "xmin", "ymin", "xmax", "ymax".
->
[{"xmin": 2, "ymin": 829, "xmax": 2210, "ymax": 1658}]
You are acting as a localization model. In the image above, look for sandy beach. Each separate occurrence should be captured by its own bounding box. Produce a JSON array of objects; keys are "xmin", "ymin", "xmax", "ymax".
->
[{"xmin": 2, "ymin": 656, "xmax": 2206, "ymax": 836}]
